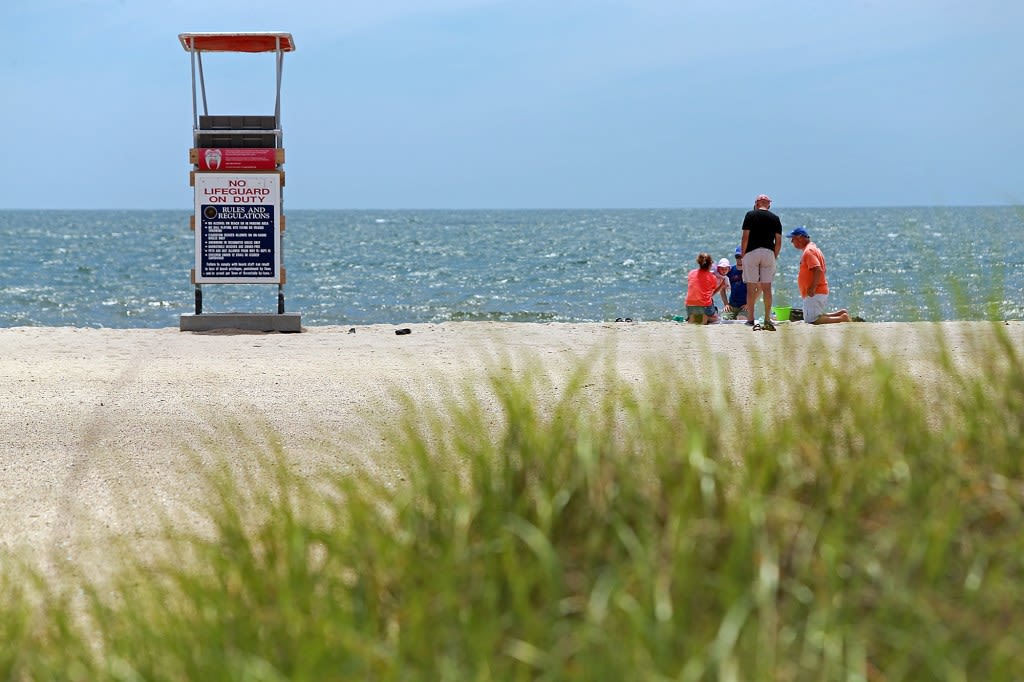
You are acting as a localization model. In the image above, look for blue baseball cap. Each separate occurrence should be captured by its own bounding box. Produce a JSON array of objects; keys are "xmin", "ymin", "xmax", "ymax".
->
[
  {"xmin": 786, "ymin": 226, "xmax": 810, "ymax": 238},
  {"xmin": 735, "ymin": 245, "xmax": 742, "ymax": 255}
]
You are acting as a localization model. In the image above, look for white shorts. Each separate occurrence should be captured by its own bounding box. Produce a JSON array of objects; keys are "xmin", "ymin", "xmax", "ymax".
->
[
  {"xmin": 802, "ymin": 294, "xmax": 829, "ymax": 323},
  {"xmin": 741, "ymin": 248, "xmax": 776, "ymax": 284}
]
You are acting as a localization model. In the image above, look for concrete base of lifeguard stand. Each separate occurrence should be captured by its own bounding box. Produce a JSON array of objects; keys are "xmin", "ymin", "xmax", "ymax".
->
[{"xmin": 179, "ymin": 313, "xmax": 302, "ymax": 333}]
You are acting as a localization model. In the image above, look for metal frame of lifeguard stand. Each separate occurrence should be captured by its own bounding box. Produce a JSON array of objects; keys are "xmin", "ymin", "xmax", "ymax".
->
[{"xmin": 178, "ymin": 32, "xmax": 300, "ymax": 332}]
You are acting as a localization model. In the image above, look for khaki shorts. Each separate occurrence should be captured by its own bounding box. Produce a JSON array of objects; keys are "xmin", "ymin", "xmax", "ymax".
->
[
  {"xmin": 741, "ymin": 248, "xmax": 776, "ymax": 284},
  {"xmin": 723, "ymin": 305, "xmax": 749, "ymax": 320}
]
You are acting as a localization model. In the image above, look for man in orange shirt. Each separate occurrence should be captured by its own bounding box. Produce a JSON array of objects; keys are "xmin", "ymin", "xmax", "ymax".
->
[{"xmin": 785, "ymin": 226, "xmax": 851, "ymax": 324}]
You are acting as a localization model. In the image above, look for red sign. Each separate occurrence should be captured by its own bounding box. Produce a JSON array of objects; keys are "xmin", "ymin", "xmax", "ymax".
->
[{"xmin": 194, "ymin": 148, "xmax": 279, "ymax": 170}]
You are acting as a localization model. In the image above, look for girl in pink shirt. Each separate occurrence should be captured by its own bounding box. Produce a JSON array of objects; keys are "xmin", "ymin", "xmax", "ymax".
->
[{"xmin": 685, "ymin": 252, "xmax": 720, "ymax": 324}]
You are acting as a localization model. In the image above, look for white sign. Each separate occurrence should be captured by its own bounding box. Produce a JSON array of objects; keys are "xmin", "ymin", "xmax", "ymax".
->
[{"xmin": 194, "ymin": 173, "xmax": 282, "ymax": 284}]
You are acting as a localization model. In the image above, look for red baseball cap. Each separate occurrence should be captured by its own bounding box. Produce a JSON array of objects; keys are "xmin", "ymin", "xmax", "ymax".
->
[{"xmin": 756, "ymin": 194, "xmax": 772, "ymax": 203}]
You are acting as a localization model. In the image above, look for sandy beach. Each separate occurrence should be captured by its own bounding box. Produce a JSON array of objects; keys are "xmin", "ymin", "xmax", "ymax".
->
[{"xmin": 1, "ymin": 320, "xmax": 1020, "ymax": 572}]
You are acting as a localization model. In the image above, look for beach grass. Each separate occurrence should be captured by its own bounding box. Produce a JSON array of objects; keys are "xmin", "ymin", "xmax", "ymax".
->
[{"xmin": 2, "ymin": 324, "xmax": 1023, "ymax": 680}]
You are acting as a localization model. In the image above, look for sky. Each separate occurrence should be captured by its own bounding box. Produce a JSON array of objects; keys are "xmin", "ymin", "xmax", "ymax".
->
[{"xmin": 1, "ymin": 0, "xmax": 1022, "ymax": 209}]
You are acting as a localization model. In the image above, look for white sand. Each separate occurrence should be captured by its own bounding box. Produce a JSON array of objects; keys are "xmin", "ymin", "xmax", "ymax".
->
[{"xmin": 1, "ymin": 321, "xmax": 1020, "ymax": 572}]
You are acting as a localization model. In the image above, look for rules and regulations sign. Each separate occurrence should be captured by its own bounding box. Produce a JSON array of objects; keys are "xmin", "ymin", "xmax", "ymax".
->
[{"xmin": 194, "ymin": 173, "xmax": 282, "ymax": 284}]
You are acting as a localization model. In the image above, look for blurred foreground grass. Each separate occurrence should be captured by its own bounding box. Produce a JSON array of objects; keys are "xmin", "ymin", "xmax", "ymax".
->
[{"xmin": 2, "ymin": 324, "xmax": 1023, "ymax": 681}]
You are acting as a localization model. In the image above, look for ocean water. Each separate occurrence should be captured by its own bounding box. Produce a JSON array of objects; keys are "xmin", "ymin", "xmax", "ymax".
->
[{"xmin": 1, "ymin": 207, "xmax": 1021, "ymax": 328}]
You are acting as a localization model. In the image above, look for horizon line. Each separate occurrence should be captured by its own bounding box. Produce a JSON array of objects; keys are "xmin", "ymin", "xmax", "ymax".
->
[{"xmin": 1, "ymin": 203, "xmax": 1021, "ymax": 212}]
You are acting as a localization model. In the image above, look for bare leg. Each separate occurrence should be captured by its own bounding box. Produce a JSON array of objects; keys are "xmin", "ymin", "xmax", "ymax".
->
[
  {"xmin": 811, "ymin": 311, "xmax": 851, "ymax": 324},
  {"xmin": 746, "ymin": 284, "xmax": 761, "ymax": 323},
  {"xmin": 763, "ymin": 283, "xmax": 773, "ymax": 323}
]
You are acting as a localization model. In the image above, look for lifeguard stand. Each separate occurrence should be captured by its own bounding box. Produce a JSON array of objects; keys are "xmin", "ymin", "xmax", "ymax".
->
[{"xmin": 178, "ymin": 32, "xmax": 301, "ymax": 332}]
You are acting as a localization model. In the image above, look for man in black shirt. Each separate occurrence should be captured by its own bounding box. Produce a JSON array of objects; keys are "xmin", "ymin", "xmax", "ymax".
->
[{"xmin": 739, "ymin": 194, "xmax": 783, "ymax": 331}]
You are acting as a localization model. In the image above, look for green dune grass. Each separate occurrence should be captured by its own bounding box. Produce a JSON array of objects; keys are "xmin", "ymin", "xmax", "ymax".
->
[{"xmin": 2, "ymin": 323, "xmax": 1022, "ymax": 681}]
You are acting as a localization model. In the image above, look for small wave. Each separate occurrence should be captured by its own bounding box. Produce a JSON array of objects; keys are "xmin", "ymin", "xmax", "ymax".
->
[{"xmin": 446, "ymin": 310, "xmax": 558, "ymax": 323}]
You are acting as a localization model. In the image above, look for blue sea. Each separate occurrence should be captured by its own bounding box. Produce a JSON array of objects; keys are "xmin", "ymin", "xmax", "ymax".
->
[{"xmin": 1, "ymin": 207, "xmax": 1021, "ymax": 328}]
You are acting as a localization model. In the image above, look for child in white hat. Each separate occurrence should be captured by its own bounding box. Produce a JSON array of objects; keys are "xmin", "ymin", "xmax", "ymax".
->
[{"xmin": 714, "ymin": 258, "xmax": 731, "ymax": 310}]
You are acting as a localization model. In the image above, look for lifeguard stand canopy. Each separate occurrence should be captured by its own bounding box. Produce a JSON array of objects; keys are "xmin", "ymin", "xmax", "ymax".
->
[{"xmin": 179, "ymin": 32, "xmax": 295, "ymax": 53}]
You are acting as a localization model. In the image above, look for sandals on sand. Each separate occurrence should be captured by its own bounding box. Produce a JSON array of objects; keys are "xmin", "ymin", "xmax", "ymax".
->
[{"xmin": 751, "ymin": 320, "xmax": 777, "ymax": 332}]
